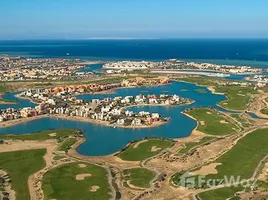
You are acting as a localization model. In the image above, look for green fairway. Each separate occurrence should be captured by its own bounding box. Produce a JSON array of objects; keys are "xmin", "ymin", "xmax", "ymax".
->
[
  {"xmin": 177, "ymin": 136, "xmax": 214, "ymax": 155},
  {"xmin": 176, "ymin": 77, "xmax": 257, "ymax": 111},
  {"xmin": 87, "ymin": 77, "xmax": 125, "ymax": 84},
  {"xmin": 198, "ymin": 186, "xmax": 243, "ymax": 200},
  {"xmin": 176, "ymin": 77, "xmax": 221, "ymax": 86},
  {"xmin": 215, "ymin": 86, "xmax": 257, "ymax": 110},
  {"xmin": 122, "ymin": 168, "xmax": 156, "ymax": 188},
  {"xmin": 0, "ymin": 84, "xmax": 16, "ymax": 104},
  {"xmin": 0, "ymin": 84, "xmax": 10, "ymax": 93},
  {"xmin": 53, "ymin": 155, "xmax": 66, "ymax": 160},
  {"xmin": 185, "ymin": 108, "xmax": 239, "ymax": 135},
  {"xmin": 117, "ymin": 139, "xmax": 173, "ymax": 161},
  {"xmin": 42, "ymin": 162, "xmax": 111, "ymax": 200},
  {"xmin": 0, "ymin": 149, "xmax": 46, "ymax": 200},
  {"xmin": 172, "ymin": 128, "xmax": 268, "ymax": 188},
  {"xmin": 260, "ymin": 107, "xmax": 268, "ymax": 115},
  {"xmin": 230, "ymin": 114, "xmax": 252, "ymax": 127},
  {"xmin": 0, "ymin": 129, "xmax": 78, "ymax": 140},
  {"xmin": 59, "ymin": 138, "xmax": 77, "ymax": 152}
]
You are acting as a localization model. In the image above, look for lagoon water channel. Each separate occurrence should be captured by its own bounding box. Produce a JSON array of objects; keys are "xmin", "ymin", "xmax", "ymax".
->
[{"xmin": 0, "ymin": 81, "xmax": 229, "ymax": 156}]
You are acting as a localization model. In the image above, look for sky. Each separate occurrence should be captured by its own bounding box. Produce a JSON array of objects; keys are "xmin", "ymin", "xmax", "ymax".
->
[{"xmin": 1, "ymin": 0, "xmax": 268, "ymax": 39}]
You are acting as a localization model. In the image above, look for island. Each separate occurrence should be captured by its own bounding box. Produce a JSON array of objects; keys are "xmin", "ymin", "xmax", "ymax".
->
[{"xmin": 1, "ymin": 55, "xmax": 268, "ymax": 200}]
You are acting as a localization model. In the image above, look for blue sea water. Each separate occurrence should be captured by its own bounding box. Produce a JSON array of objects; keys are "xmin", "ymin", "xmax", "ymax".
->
[{"xmin": 0, "ymin": 39, "xmax": 268, "ymax": 65}]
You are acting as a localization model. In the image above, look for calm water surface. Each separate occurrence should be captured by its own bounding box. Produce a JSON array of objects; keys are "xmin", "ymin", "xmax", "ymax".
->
[{"xmin": 0, "ymin": 81, "xmax": 228, "ymax": 156}]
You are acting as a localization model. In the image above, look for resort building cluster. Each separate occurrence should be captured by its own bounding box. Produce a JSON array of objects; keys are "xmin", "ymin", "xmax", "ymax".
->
[
  {"xmin": 0, "ymin": 76, "xmax": 191, "ymax": 128},
  {"xmin": 0, "ymin": 56, "xmax": 95, "ymax": 81},
  {"xmin": 103, "ymin": 61, "xmax": 160, "ymax": 70},
  {"xmin": 0, "ymin": 93, "xmax": 191, "ymax": 127},
  {"xmin": 103, "ymin": 59, "xmax": 263, "ymax": 75},
  {"xmin": 183, "ymin": 61, "xmax": 262, "ymax": 74},
  {"xmin": 248, "ymin": 75, "xmax": 268, "ymax": 84}
]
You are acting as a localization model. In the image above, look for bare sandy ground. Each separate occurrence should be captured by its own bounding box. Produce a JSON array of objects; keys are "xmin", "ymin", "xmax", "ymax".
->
[
  {"xmin": 76, "ymin": 173, "xmax": 91, "ymax": 180},
  {"xmin": 48, "ymin": 132, "xmax": 57, "ymax": 137},
  {"xmin": 151, "ymin": 146, "xmax": 162, "ymax": 152},
  {"xmin": 89, "ymin": 185, "xmax": 100, "ymax": 192},
  {"xmin": 200, "ymin": 121, "xmax": 205, "ymax": 125},
  {"xmin": 192, "ymin": 163, "xmax": 222, "ymax": 175},
  {"xmin": 78, "ymin": 163, "xmax": 86, "ymax": 168},
  {"xmin": 0, "ymin": 140, "xmax": 56, "ymax": 153}
]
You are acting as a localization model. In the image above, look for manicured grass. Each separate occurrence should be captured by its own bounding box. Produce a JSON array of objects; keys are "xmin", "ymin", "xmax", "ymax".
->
[
  {"xmin": 117, "ymin": 139, "xmax": 173, "ymax": 161},
  {"xmin": 256, "ymin": 180, "xmax": 268, "ymax": 189},
  {"xmin": 87, "ymin": 77, "xmax": 125, "ymax": 84},
  {"xmin": 0, "ymin": 84, "xmax": 10, "ymax": 93},
  {"xmin": 172, "ymin": 128, "xmax": 268, "ymax": 187},
  {"xmin": 215, "ymin": 86, "xmax": 258, "ymax": 110},
  {"xmin": 59, "ymin": 138, "xmax": 77, "ymax": 152},
  {"xmin": 230, "ymin": 114, "xmax": 252, "ymax": 127},
  {"xmin": 53, "ymin": 155, "xmax": 66, "ymax": 160},
  {"xmin": 0, "ymin": 149, "xmax": 46, "ymax": 200},
  {"xmin": 122, "ymin": 168, "xmax": 156, "ymax": 188},
  {"xmin": 176, "ymin": 77, "xmax": 221, "ymax": 86},
  {"xmin": 198, "ymin": 186, "xmax": 243, "ymax": 200},
  {"xmin": 0, "ymin": 84, "xmax": 14, "ymax": 104},
  {"xmin": 177, "ymin": 136, "xmax": 214, "ymax": 155},
  {"xmin": 0, "ymin": 129, "xmax": 78, "ymax": 141},
  {"xmin": 42, "ymin": 162, "xmax": 111, "ymax": 200},
  {"xmin": 261, "ymin": 108, "xmax": 268, "ymax": 115},
  {"xmin": 186, "ymin": 108, "xmax": 239, "ymax": 135},
  {"xmin": 176, "ymin": 77, "xmax": 257, "ymax": 111}
]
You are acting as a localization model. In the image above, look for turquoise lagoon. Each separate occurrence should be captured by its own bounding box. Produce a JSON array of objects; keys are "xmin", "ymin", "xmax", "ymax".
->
[{"xmin": 0, "ymin": 81, "xmax": 227, "ymax": 156}]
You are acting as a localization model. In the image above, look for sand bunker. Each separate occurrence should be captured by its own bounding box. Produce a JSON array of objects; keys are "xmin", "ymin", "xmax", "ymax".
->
[
  {"xmin": 238, "ymin": 94, "xmax": 246, "ymax": 96},
  {"xmin": 200, "ymin": 121, "xmax": 205, "ymax": 125},
  {"xmin": 223, "ymin": 103, "xmax": 228, "ymax": 105},
  {"xmin": 48, "ymin": 132, "xmax": 57, "ymax": 137},
  {"xmin": 206, "ymin": 112, "xmax": 212, "ymax": 115},
  {"xmin": 89, "ymin": 185, "xmax": 99, "ymax": 192},
  {"xmin": 76, "ymin": 173, "xmax": 91, "ymax": 180},
  {"xmin": 151, "ymin": 146, "xmax": 162, "ymax": 152},
  {"xmin": 78, "ymin": 164, "xmax": 86, "ymax": 168},
  {"xmin": 192, "ymin": 163, "xmax": 222, "ymax": 175},
  {"xmin": 133, "ymin": 140, "xmax": 147, "ymax": 148},
  {"xmin": 220, "ymin": 120, "xmax": 229, "ymax": 124}
]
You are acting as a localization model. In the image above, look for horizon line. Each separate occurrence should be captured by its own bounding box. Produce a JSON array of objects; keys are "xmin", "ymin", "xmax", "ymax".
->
[{"xmin": 1, "ymin": 37, "xmax": 268, "ymax": 41}]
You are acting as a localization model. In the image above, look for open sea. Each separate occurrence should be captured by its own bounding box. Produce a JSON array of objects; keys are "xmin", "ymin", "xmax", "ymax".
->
[{"xmin": 0, "ymin": 39, "xmax": 268, "ymax": 67}]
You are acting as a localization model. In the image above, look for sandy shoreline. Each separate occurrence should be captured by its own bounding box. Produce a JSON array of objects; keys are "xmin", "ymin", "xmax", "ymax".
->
[
  {"xmin": 0, "ymin": 115, "xmax": 49, "ymax": 128},
  {"xmin": 180, "ymin": 111, "xmax": 207, "ymax": 137},
  {"xmin": 207, "ymin": 86, "xmax": 225, "ymax": 95},
  {"xmin": 0, "ymin": 114, "xmax": 167, "ymax": 129}
]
